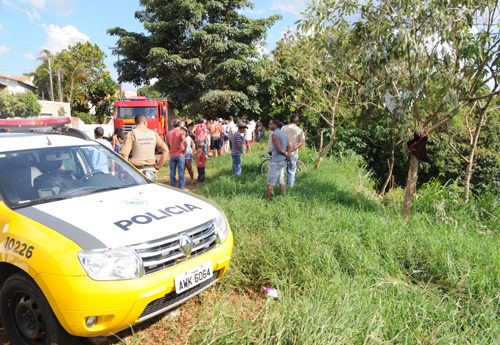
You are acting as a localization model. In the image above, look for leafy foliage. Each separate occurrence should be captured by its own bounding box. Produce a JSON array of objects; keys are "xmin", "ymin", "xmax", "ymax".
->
[
  {"xmin": 108, "ymin": 0, "xmax": 281, "ymax": 119},
  {"xmin": 296, "ymin": 0, "xmax": 500, "ymax": 214},
  {"xmin": 137, "ymin": 85, "xmax": 166, "ymax": 99},
  {"xmin": 64, "ymin": 42, "xmax": 116, "ymax": 122},
  {"xmin": 0, "ymin": 90, "xmax": 41, "ymax": 118},
  {"xmin": 31, "ymin": 42, "xmax": 116, "ymax": 123}
]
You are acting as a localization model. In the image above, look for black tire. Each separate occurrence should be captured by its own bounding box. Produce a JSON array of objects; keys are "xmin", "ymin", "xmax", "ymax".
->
[
  {"xmin": 296, "ymin": 159, "xmax": 307, "ymax": 174},
  {"xmin": 0, "ymin": 272, "xmax": 77, "ymax": 345},
  {"xmin": 260, "ymin": 159, "xmax": 270, "ymax": 175}
]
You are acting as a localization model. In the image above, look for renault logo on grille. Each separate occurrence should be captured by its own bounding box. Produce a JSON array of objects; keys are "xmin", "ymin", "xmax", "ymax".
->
[{"xmin": 180, "ymin": 233, "xmax": 194, "ymax": 256}]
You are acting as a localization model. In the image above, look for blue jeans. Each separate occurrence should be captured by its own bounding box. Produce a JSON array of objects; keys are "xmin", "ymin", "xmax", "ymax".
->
[
  {"xmin": 287, "ymin": 156, "xmax": 298, "ymax": 187},
  {"xmin": 232, "ymin": 155, "xmax": 241, "ymax": 176},
  {"xmin": 170, "ymin": 156, "xmax": 186, "ymax": 189}
]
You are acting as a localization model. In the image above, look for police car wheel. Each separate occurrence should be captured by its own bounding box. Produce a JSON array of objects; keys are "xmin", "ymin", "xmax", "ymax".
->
[{"xmin": 0, "ymin": 272, "xmax": 77, "ymax": 345}]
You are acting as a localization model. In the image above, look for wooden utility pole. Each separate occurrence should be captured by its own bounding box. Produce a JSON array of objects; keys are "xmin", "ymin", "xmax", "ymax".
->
[
  {"xmin": 47, "ymin": 57, "xmax": 54, "ymax": 102},
  {"xmin": 57, "ymin": 69, "xmax": 63, "ymax": 102}
]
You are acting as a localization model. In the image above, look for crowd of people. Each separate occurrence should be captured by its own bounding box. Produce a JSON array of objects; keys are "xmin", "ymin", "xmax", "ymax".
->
[
  {"xmin": 114, "ymin": 113, "xmax": 305, "ymax": 200},
  {"xmin": 181, "ymin": 116, "xmax": 267, "ymax": 186}
]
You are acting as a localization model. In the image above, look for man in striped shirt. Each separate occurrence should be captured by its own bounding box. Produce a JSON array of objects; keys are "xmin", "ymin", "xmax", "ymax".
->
[{"xmin": 231, "ymin": 122, "xmax": 247, "ymax": 176}]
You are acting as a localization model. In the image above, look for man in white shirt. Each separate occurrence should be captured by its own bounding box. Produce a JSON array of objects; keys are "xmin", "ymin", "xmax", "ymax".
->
[
  {"xmin": 227, "ymin": 116, "xmax": 237, "ymax": 149},
  {"xmin": 281, "ymin": 114, "xmax": 306, "ymax": 187},
  {"xmin": 245, "ymin": 120, "xmax": 255, "ymax": 153},
  {"xmin": 91, "ymin": 127, "xmax": 113, "ymax": 173}
]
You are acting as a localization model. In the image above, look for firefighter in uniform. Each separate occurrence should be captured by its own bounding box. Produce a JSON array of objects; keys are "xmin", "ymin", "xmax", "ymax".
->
[{"xmin": 120, "ymin": 113, "xmax": 169, "ymax": 178}]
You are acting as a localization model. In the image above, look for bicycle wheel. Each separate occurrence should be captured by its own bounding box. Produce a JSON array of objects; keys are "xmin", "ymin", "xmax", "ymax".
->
[
  {"xmin": 260, "ymin": 159, "xmax": 270, "ymax": 175},
  {"xmin": 296, "ymin": 159, "xmax": 307, "ymax": 174}
]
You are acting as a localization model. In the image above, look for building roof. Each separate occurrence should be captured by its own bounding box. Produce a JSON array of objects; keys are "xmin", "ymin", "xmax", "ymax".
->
[
  {"xmin": 0, "ymin": 74, "xmax": 36, "ymax": 93},
  {"xmin": 0, "ymin": 74, "xmax": 34, "ymax": 86}
]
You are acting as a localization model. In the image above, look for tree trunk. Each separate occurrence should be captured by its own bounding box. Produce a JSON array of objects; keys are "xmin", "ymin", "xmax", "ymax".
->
[
  {"xmin": 401, "ymin": 155, "xmax": 419, "ymax": 220},
  {"xmin": 463, "ymin": 159, "xmax": 473, "ymax": 203},
  {"xmin": 463, "ymin": 109, "xmax": 486, "ymax": 203},
  {"xmin": 57, "ymin": 69, "xmax": 63, "ymax": 103},
  {"xmin": 315, "ymin": 129, "xmax": 335, "ymax": 169},
  {"xmin": 379, "ymin": 144, "xmax": 395, "ymax": 196},
  {"xmin": 315, "ymin": 157, "xmax": 323, "ymax": 169}
]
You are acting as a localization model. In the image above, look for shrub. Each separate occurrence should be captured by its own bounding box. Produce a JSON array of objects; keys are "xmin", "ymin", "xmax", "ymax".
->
[
  {"xmin": 0, "ymin": 90, "xmax": 41, "ymax": 118},
  {"xmin": 73, "ymin": 111, "xmax": 95, "ymax": 124},
  {"xmin": 16, "ymin": 91, "xmax": 42, "ymax": 117}
]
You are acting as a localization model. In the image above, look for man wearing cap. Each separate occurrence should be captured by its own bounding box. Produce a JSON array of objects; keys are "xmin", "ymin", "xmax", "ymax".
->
[
  {"xmin": 120, "ymin": 113, "xmax": 169, "ymax": 178},
  {"xmin": 281, "ymin": 114, "xmax": 306, "ymax": 187},
  {"xmin": 166, "ymin": 119, "xmax": 187, "ymax": 189},
  {"xmin": 231, "ymin": 121, "xmax": 247, "ymax": 176},
  {"xmin": 267, "ymin": 118, "xmax": 291, "ymax": 201}
]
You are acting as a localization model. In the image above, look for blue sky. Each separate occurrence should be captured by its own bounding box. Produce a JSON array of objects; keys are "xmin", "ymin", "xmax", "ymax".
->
[{"xmin": 0, "ymin": 0, "xmax": 309, "ymax": 91}]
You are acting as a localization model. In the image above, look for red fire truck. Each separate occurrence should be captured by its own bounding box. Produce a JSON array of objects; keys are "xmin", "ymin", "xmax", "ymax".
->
[{"xmin": 112, "ymin": 97, "xmax": 174, "ymax": 140}]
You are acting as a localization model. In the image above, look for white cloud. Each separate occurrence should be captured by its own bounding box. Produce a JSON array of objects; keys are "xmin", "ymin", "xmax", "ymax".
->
[
  {"xmin": 0, "ymin": 45, "xmax": 11, "ymax": 56},
  {"xmin": 27, "ymin": 0, "xmax": 45, "ymax": 7},
  {"xmin": 239, "ymin": 8, "xmax": 266, "ymax": 15},
  {"xmin": 25, "ymin": 8, "xmax": 41, "ymax": 20},
  {"xmin": 10, "ymin": 0, "xmax": 75, "ymax": 16},
  {"xmin": 0, "ymin": 22, "xmax": 4, "ymax": 32},
  {"xmin": 44, "ymin": 0, "xmax": 76, "ymax": 16},
  {"xmin": 271, "ymin": 0, "xmax": 309, "ymax": 16},
  {"xmin": 1, "ymin": 0, "xmax": 19, "ymax": 11},
  {"xmin": 40, "ymin": 24, "xmax": 89, "ymax": 54},
  {"xmin": 24, "ymin": 53, "xmax": 36, "ymax": 61}
]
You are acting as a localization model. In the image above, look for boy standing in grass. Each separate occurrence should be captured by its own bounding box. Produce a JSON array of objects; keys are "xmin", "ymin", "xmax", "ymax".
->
[
  {"xmin": 196, "ymin": 141, "xmax": 206, "ymax": 184},
  {"xmin": 231, "ymin": 121, "xmax": 247, "ymax": 176}
]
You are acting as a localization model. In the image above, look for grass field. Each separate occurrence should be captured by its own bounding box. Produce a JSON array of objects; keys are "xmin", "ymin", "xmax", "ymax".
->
[{"xmin": 110, "ymin": 145, "xmax": 500, "ymax": 344}]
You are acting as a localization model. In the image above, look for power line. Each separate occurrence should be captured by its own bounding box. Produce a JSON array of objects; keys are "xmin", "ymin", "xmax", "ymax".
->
[
  {"xmin": 0, "ymin": 64, "xmax": 31, "ymax": 74},
  {"xmin": 0, "ymin": 38, "xmax": 37, "ymax": 52}
]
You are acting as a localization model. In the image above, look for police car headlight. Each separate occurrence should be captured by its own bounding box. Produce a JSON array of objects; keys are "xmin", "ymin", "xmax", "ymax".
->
[
  {"xmin": 77, "ymin": 247, "xmax": 143, "ymax": 280},
  {"xmin": 215, "ymin": 210, "xmax": 229, "ymax": 244}
]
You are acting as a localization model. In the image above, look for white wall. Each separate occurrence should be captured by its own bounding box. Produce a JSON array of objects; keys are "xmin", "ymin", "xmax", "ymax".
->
[{"xmin": 72, "ymin": 117, "xmax": 114, "ymax": 138}]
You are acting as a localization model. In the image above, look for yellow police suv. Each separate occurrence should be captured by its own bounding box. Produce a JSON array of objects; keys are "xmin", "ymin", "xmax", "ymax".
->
[{"xmin": 0, "ymin": 125, "xmax": 232, "ymax": 344}]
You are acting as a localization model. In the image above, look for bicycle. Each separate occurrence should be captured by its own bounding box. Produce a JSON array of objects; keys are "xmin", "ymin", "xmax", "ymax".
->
[{"xmin": 259, "ymin": 154, "xmax": 307, "ymax": 175}]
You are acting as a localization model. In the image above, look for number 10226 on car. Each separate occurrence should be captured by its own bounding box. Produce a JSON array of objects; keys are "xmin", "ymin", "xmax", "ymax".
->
[{"xmin": 175, "ymin": 262, "xmax": 213, "ymax": 294}]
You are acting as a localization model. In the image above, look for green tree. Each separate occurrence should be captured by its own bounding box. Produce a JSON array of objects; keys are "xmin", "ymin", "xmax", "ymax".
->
[
  {"xmin": 271, "ymin": 31, "xmax": 357, "ymax": 168},
  {"xmin": 63, "ymin": 42, "xmax": 116, "ymax": 122},
  {"xmin": 299, "ymin": 0, "xmax": 500, "ymax": 219},
  {"xmin": 58, "ymin": 52, "xmax": 89, "ymax": 109},
  {"xmin": 108, "ymin": 0, "xmax": 280, "ymax": 118},
  {"xmin": 137, "ymin": 84, "xmax": 166, "ymax": 99},
  {"xmin": 15, "ymin": 91, "xmax": 42, "ymax": 117},
  {"xmin": 35, "ymin": 50, "xmax": 59, "ymax": 102},
  {"xmin": 0, "ymin": 90, "xmax": 41, "ymax": 118},
  {"xmin": 0, "ymin": 89, "xmax": 16, "ymax": 118},
  {"xmin": 447, "ymin": 95, "xmax": 500, "ymax": 202},
  {"xmin": 32, "ymin": 42, "xmax": 116, "ymax": 123}
]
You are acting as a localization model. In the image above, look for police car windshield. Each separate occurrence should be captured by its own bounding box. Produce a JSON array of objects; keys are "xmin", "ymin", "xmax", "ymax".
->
[{"xmin": 0, "ymin": 144, "xmax": 148, "ymax": 208}]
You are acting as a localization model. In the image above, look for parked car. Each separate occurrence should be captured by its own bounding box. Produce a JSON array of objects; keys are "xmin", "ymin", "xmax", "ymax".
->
[{"xmin": 0, "ymin": 125, "xmax": 233, "ymax": 344}]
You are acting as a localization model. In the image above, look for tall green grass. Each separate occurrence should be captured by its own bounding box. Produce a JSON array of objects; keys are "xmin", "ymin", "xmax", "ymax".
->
[{"xmin": 161, "ymin": 146, "xmax": 500, "ymax": 344}]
